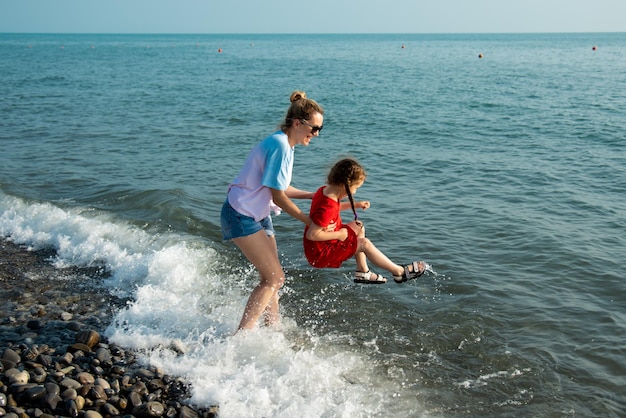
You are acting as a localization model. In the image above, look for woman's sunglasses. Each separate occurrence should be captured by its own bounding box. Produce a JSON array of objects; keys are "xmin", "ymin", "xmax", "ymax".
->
[{"xmin": 300, "ymin": 119, "xmax": 323, "ymax": 134}]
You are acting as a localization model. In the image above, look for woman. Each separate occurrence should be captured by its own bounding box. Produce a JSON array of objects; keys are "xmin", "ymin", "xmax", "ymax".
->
[{"xmin": 221, "ymin": 91, "xmax": 324, "ymax": 331}]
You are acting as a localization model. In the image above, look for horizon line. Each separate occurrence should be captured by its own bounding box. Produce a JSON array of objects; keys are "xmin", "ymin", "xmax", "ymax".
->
[{"xmin": 1, "ymin": 31, "xmax": 625, "ymax": 36}]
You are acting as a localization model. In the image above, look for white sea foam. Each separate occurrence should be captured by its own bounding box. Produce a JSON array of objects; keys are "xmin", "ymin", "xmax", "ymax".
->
[{"xmin": 1, "ymin": 193, "xmax": 417, "ymax": 417}]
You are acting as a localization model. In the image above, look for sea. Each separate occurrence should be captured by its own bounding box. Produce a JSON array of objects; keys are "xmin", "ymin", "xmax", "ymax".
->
[{"xmin": 0, "ymin": 32, "xmax": 624, "ymax": 417}]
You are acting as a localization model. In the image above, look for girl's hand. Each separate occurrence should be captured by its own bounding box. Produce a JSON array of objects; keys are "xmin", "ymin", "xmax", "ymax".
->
[
  {"xmin": 347, "ymin": 221, "xmax": 364, "ymax": 236},
  {"xmin": 358, "ymin": 201, "xmax": 370, "ymax": 210},
  {"xmin": 337, "ymin": 228, "xmax": 349, "ymax": 241}
]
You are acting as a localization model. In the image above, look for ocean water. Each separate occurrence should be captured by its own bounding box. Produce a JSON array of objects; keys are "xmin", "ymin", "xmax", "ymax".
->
[{"xmin": 1, "ymin": 32, "xmax": 625, "ymax": 417}]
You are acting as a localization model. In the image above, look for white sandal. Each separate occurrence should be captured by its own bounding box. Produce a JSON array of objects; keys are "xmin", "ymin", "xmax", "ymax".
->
[{"xmin": 354, "ymin": 270, "xmax": 387, "ymax": 284}]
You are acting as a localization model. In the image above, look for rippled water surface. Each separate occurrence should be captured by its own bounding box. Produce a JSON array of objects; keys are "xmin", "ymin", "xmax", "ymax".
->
[{"xmin": 1, "ymin": 33, "xmax": 625, "ymax": 417}]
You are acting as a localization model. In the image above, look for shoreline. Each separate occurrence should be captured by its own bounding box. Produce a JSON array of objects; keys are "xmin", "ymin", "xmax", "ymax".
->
[{"xmin": 0, "ymin": 238, "xmax": 218, "ymax": 418}]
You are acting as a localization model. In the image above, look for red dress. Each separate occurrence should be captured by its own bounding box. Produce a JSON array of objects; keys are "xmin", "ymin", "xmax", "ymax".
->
[{"xmin": 303, "ymin": 186, "xmax": 358, "ymax": 268}]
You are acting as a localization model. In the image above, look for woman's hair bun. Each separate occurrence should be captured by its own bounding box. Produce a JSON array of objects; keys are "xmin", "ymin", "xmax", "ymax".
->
[{"xmin": 290, "ymin": 91, "xmax": 307, "ymax": 103}]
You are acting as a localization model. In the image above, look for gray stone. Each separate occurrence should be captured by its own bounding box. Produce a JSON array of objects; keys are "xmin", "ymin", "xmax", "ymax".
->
[
  {"xmin": 2, "ymin": 348, "xmax": 21, "ymax": 364},
  {"xmin": 84, "ymin": 410, "xmax": 103, "ymax": 418},
  {"xmin": 24, "ymin": 385, "xmax": 47, "ymax": 402},
  {"xmin": 133, "ymin": 401, "xmax": 165, "ymax": 418}
]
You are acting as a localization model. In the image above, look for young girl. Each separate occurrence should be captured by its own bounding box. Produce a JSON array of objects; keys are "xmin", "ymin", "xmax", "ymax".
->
[{"xmin": 303, "ymin": 158, "xmax": 427, "ymax": 284}]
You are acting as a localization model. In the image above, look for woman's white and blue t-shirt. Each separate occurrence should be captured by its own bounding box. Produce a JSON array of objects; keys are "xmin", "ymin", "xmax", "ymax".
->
[{"xmin": 227, "ymin": 131, "xmax": 294, "ymax": 221}]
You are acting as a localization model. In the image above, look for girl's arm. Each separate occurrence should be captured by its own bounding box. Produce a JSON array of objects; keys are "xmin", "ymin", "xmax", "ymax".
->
[
  {"xmin": 339, "ymin": 200, "xmax": 370, "ymax": 211},
  {"xmin": 306, "ymin": 221, "xmax": 348, "ymax": 242},
  {"xmin": 271, "ymin": 188, "xmax": 311, "ymax": 225}
]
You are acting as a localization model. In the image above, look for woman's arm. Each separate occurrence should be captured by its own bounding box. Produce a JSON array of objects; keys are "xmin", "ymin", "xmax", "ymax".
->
[
  {"xmin": 285, "ymin": 185, "xmax": 314, "ymax": 200},
  {"xmin": 271, "ymin": 188, "xmax": 311, "ymax": 225}
]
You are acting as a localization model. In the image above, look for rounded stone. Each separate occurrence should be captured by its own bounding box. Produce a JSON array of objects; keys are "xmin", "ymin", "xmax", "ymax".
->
[
  {"xmin": 76, "ymin": 372, "xmax": 95, "ymax": 385},
  {"xmin": 133, "ymin": 401, "xmax": 165, "ymax": 418},
  {"xmin": 75, "ymin": 330, "xmax": 100, "ymax": 348},
  {"xmin": 37, "ymin": 354, "xmax": 53, "ymax": 367},
  {"xmin": 136, "ymin": 368, "xmax": 155, "ymax": 379},
  {"xmin": 25, "ymin": 385, "xmax": 47, "ymax": 402},
  {"xmin": 67, "ymin": 322, "xmax": 82, "ymax": 331},
  {"xmin": 102, "ymin": 402, "xmax": 120, "ymax": 416},
  {"xmin": 95, "ymin": 347, "xmax": 112, "ymax": 363},
  {"xmin": 10, "ymin": 370, "xmax": 30, "ymax": 385},
  {"xmin": 60, "ymin": 378, "xmax": 82, "ymax": 390},
  {"xmin": 178, "ymin": 405, "xmax": 199, "ymax": 418},
  {"xmin": 3, "ymin": 368, "xmax": 21, "ymax": 380},
  {"xmin": 27, "ymin": 319, "xmax": 43, "ymax": 330},
  {"xmin": 94, "ymin": 377, "xmax": 110, "ymax": 390},
  {"xmin": 69, "ymin": 343, "xmax": 92, "ymax": 353},
  {"xmin": 128, "ymin": 391, "xmax": 142, "ymax": 408},
  {"xmin": 90, "ymin": 385, "xmax": 108, "ymax": 401},
  {"xmin": 59, "ymin": 352, "xmax": 74, "ymax": 365},
  {"xmin": 61, "ymin": 388, "xmax": 78, "ymax": 400},
  {"xmin": 131, "ymin": 381, "xmax": 148, "ymax": 395},
  {"xmin": 2, "ymin": 348, "xmax": 21, "ymax": 364},
  {"xmin": 45, "ymin": 393, "xmax": 62, "ymax": 410},
  {"xmin": 65, "ymin": 399, "xmax": 79, "ymax": 417},
  {"xmin": 45, "ymin": 382, "xmax": 60, "ymax": 396},
  {"xmin": 75, "ymin": 395, "xmax": 85, "ymax": 411},
  {"xmin": 22, "ymin": 347, "xmax": 39, "ymax": 360},
  {"xmin": 84, "ymin": 410, "xmax": 103, "ymax": 418}
]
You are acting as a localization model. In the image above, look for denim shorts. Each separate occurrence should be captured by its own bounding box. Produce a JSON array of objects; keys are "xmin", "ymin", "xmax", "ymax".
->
[{"xmin": 220, "ymin": 199, "xmax": 275, "ymax": 241}]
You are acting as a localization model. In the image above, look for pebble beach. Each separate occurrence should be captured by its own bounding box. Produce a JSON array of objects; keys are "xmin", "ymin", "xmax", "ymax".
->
[{"xmin": 0, "ymin": 239, "xmax": 218, "ymax": 418}]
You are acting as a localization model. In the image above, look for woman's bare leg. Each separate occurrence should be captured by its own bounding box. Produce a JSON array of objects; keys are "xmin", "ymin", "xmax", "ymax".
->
[
  {"xmin": 263, "ymin": 291, "xmax": 280, "ymax": 326},
  {"xmin": 262, "ymin": 235, "xmax": 281, "ymax": 326},
  {"xmin": 233, "ymin": 231, "xmax": 284, "ymax": 331}
]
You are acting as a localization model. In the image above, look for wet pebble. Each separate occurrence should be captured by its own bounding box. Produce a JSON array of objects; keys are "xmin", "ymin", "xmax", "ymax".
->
[
  {"xmin": 0, "ymin": 242, "xmax": 219, "ymax": 418},
  {"xmin": 24, "ymin": 385, "xmax": 47, "ymax": 401},
  {"xmin": 1, "ymin": 331, "xmax": 219, "ymax": 418},
  {"xmin": 10, "ymin": 370, "xmax": 30, "ymax": 385},
  {"xmin": 76, "ymin": 371, "xmax": 95, "ymax": 385},
  {"xmin": 134, "ymin": 400, "xmax": 165, "ymax": 417}
]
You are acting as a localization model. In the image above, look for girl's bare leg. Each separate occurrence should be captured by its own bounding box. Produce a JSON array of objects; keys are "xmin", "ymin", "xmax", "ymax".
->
[
  {"xmin": 357, "ymin": 237, "xmax": 404, "ymax": 277},
  {"xmin": 233, "ymin": 231, "xmax": 284, "ymax": 331},
  {"xmin": 347, "ymin": 222, "xmax": 370, "ymax": 273},
  {"xmin": 347, "ymin": 222, "xmax": 424, "ymax": 279}
]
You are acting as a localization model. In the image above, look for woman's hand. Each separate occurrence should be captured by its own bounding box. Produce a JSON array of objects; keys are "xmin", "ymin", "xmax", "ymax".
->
[
  {"xmin": 323, "ymin": 221, "xmax": 336, "ymax": 232},
  {"xmin": 306, "ymin": 222, "xmax": 348, "ymax": 242}
]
